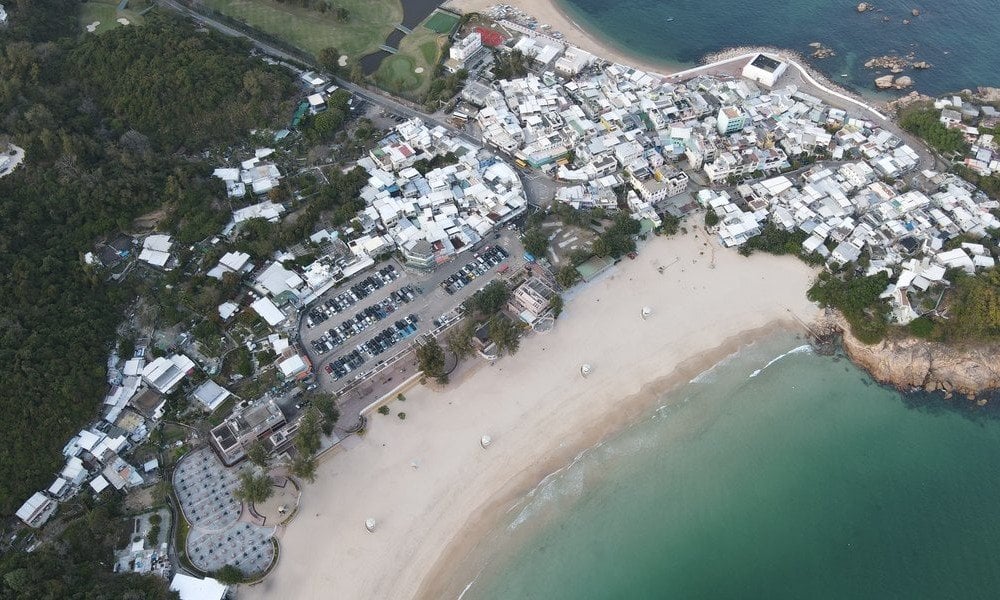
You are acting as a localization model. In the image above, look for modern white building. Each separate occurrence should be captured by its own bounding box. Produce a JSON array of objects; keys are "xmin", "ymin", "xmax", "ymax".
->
[
  {"xmin": 741, "ymin": 53, "xmax": 788, "ymax": 88},
  {"xmin": 449, "ymin": 31, "xmax": 483, "ymax": 64}
]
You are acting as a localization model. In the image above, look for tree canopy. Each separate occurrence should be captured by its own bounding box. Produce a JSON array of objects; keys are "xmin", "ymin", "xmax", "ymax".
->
[{"xmin": 0, "ymin": 13, "xmax": 293, "ymax": 515}]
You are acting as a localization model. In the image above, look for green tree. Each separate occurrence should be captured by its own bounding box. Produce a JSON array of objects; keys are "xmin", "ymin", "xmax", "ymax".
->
[
  {"xmin": 549, "ymin": 295, "xmax": 564, "ymax": 318},
  {"xmin": 246, "ymin": 440, "xmax": 270, "ymax": 468},
  {"xmin": 488, "ymin": 318, "xmax": 522, "ymax": 356},
  {"xmin": 522, "ymin": 227, "xmax": 549, "ymax": 258},
  {"xmin": 235, "ymin": 470, "xmax": 274, "ymax": 504},
  {"xmin": 556, "ymin": 265, "xmax": 579, "ymax": 288},
  {"xmin": 464, "ymin": 281, "xmax": 510, "ymax": 316},
  {"xmin": 416, "ymin": 337, "xmax": 448, "ymax": 383},
  {"xmin": 291, "ymin": 454, "xmax": 318, "ymax": 483},
  {"xmin": 213, "ymin": 564, "xmax": 245, "ymax": 585},
  {"xmin": 295, "ymin": 409, "xmax": 323, "ymax": 456},
  {"xmin": 704, "ymin": 207, "xmax": 720, "ymax": 228},
  {"xmin": 445, "ymin": 320, "xmax": 476, "ymax": 360},
  {"xmin": 318, "ymin": 46, "xmax": 342, "ymax": 74}
]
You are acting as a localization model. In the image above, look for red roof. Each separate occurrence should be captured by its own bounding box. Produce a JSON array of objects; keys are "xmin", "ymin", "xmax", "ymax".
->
[{"xmin": 474, "ymin": 26, "xmax": 506, "ymax": 48}]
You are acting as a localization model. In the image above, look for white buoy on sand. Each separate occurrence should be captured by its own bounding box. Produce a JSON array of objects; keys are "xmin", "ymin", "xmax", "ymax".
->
[
  {"xmin": 641, "ymin": 306, "xmax": 653, "ymax": 319},
  {"xmin": 481, "ymin": 435, "xmax": 492, "ymax": 448},
  {"xmin": 365, "ymin": 518, "xmax": 377, "ymax": 533},
  {"xmin": 581, "ymin": 364, "xmax": 592, "ymax": 377}
]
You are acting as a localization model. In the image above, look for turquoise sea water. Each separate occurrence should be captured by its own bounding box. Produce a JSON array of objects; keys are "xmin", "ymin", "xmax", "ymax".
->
[
  {"xmin": 557, "ymin": 0, "xmax": 999, "ymax": 96},
  {"xmin": 462, "ymin": 334, "xmax": 1000, "ymax": 599}
]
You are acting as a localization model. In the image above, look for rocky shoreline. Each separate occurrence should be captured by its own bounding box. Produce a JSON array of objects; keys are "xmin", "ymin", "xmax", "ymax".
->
[{"xmin": 817, "ymin": 315, "xmax": 1000, "ymax": 400}]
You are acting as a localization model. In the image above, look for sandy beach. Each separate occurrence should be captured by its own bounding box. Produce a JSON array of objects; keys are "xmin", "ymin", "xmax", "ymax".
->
[
  {"xmin": 442, "ymin": 0, "xmax": 682, "ymax": 76},
  {"xmin": 244, "ymin": 228, "xmax": 820, "ymax": 600}
]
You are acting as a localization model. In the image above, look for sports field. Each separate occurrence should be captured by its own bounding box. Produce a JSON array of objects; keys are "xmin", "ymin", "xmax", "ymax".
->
[
  {"xmin": 423, "ymin": 10, "xmax": 459, "ymax": 34},
  {"xmin": 201, "ymin": 0, "xmax": 403, "ymax": 58},
  {"xmin": 373, "ymin": 15, "xmax": 446, "ymax": 99},
  {"xmin": 80, "ymin": 0, "xmax": 150, "ymax": 34}
]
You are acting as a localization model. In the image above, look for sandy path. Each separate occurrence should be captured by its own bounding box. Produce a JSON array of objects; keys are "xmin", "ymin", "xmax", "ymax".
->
[{"xmin": 243, "ymin": 229, "xmax": 819, "ymax": 600}]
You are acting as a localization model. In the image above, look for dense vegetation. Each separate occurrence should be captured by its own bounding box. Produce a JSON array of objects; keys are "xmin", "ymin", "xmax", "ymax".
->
[
  {"xmin": 592, "ymin": 213, "xmax": 641, "ymax": 258},
  {"xmin": 909, "ymin": 268, "xmax": 1000, "ymax": 343},
  {"xmin": 737, "ymin": 223, "xmax": 826, "ymax": 265},
  {"xmin": 898, "ymin": 106, "xmax": 969, "ymax": 155},
  {"xmin": 0, "ymin": 12, "xmax": 292, "ymax": 516},
  {"xmin": 808, "ymin": 271, "xmax": 891, "ymax": 344},
  {"xmin": 492, "ymin": 49, "xmax": 528, "ymax": 80},
  {"xmin": 953, "ymin": 164, "xmax": 1000, "ymax": 201},
  {"xmin": 0, "ymin": 499, "xmax": 176, "ymax": 599}
]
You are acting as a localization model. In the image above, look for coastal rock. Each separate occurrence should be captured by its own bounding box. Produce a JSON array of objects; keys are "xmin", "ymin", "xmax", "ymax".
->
[
  {"xmin": 911, "ymin": 8, "xmax": 920, "ymax": 16},
  {"xmin": 875, "ymin": 75, "xmax": 895, "ymax": 89},
  {"xmin": 912, "ymin": 61, "xmax": 932, "ymax": 70},
  {"xmin": 902, "ymin": 19, "xmax": 910, "ymax": 25},
  {"xmin": 893, "ymin": 75, "xmax": 913, "ymax": 89},
  {"xmin": 838, "ymin": 320, "xmax": 1000, "ymax": 396},
  {"xmin": 976, "ymin": 87, "xmax": 1000, "ymax": 102},
  {"xmin": 857, "ymin": 2, "xmax": 872, "ymax": 12},
  {"xmin": 886, "ymin": 90, "xmax": 933, "ymax": 111},
  {"xmin": 809, "ymin": 42, "xmax": 836, "ymax": 59},
  {"xmin": 865, "ymin": 55, "xmax": 911, "ymax": 72}
]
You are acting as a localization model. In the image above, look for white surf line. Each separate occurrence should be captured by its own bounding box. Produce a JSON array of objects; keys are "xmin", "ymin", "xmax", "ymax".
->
[{"xmin": 748, "ymin": 344, "xmax": 813, "ymax": 379}]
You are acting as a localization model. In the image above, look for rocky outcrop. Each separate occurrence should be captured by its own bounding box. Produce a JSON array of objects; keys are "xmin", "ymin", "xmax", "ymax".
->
[
  {"xmin": 875, "ymin": 75, "xmax": 895, "ymax": 89},
  {"xmin": 838, "ymin": 323, "xmax": 1000, "ymax": 397},
  {"xmin": 809, "ymin": 42, "xmax": 835, "ymax": 59},
  {"xmin": 857, "ymin": 2, "xmax": 872, "ymax": 12}
]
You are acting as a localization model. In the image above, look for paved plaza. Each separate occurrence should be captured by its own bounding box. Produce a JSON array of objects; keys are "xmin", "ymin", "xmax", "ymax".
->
[{"xmin": 174, "ymin": 448, "xmax": 276, "ymax": 575}]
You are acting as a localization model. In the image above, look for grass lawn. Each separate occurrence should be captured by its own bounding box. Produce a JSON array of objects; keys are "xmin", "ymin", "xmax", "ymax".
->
[
  {"xmin": 423, "ymin": 10, "xmax": 459, "ymax": 34},
  {"xmin": 373, "ymin": 15, "xmax": 446, "ymax": 100},
  {"xmin": 201, "ymin": 0, "xmax": 402, "ymax": 58},
  {"xmin": 80, "ymin": 0, "xmax": 149, "ymax": 34}
]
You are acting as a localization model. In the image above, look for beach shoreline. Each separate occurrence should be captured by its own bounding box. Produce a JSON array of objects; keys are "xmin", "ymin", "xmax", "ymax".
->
[
  {"xmin": 415, "ymin": 322, "xmax": 808, "ymax": 600},
  {"xmin": 442, "ymin": 0, "xmax": 685, "ymax": 76},
  {"xmin": 244, "ymin": 229, "xmax": 820, "ymax": 600}
]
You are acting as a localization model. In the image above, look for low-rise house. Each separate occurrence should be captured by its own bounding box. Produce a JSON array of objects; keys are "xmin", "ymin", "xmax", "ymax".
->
[
  {"xmin": 138, "ymin": 235, "xmax": 173, "ymax": 269},
  {"xmin": 508, "ymin": 277, "xmax": 556, "ymax": 323},
  {"xmin": 142, "ymin": 354, "xmax": 196, "ymax": 395},
  {"xmin": 16, "ymin": 492, "xmax": 57, "ymax": 528}
]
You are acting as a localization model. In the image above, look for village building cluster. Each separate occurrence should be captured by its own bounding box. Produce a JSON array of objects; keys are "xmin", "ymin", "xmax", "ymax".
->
[
  {"xmin": 456, "ymin": 36, "xmax": 1000, "ymax": 326},
  {"xmin": 352, "ymin": 117, "xmax": 527, "ymax": 268}
]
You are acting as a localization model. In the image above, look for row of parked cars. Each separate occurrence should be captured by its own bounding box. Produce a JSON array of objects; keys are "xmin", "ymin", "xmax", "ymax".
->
[
  {"xmin": 441, "ymin": 246, "xmax": 509, "ymax": 295},
  {"xmin": 306, "ymin": 265, "xmax": 400, "ymax": 328},
  {"xmin": 359, "ymin": 314, "xmax": 419, "ymax": 358},
  {"xmin": 325, "ymin": 315, "xmax": 420, "ymax": 381},
  {"xmin": 310, "ymin": 285, "xmax": 418, "ymax": 355},
  {"xmin": 324, "ymin": 350, "xmax": 365, "ymax": 380}
]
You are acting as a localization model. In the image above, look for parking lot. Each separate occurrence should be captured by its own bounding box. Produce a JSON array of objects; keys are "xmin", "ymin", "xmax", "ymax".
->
[{"xmin": 298, "ymin": 230, "xmax": 526, "ymax": 398}]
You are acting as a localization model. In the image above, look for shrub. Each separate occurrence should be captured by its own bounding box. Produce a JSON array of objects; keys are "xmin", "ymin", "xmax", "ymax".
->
[{"xmin": 377, "ymin": 405, "xmax": 390, "ymax": 415}]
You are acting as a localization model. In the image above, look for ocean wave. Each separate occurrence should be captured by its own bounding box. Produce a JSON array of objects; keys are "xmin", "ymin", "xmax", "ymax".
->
[
  {"xmin": 748, "ymin": 344, "xmax": 813, "ymax": 379},
  {"xmin": 689, "ymin": 345, "xmax": 752, "ymax": 383}
]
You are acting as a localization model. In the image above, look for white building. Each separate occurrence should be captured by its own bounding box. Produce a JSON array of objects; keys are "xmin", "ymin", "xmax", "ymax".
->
[
  {"xmin": 742, "ymin": 53, "xmax": 787, "ymax": 88},
  {"xmin": 15, "ymin": 492, "xmax": 57, "ymax": 528},
  {"xmin": 138, "ymin": 235, "xmax": 173, "ymax": 269},
  {"xmin": 449, "ymin": 31, "xmax": 483, "ymax": 63},
  {"xmin": 191, "ymin": 380, "xmax": 231, "ymax": 411},
  {"xmin": 169, "ymin": 574, "xmax": 228, "ymax": 600},
  {"xmin": 141, "ymin": 354, "xmax": 196, "ymax": 394},
  {"xmin": 251, "ymin": 296, "xmax": 287, "ymax": 327}
]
